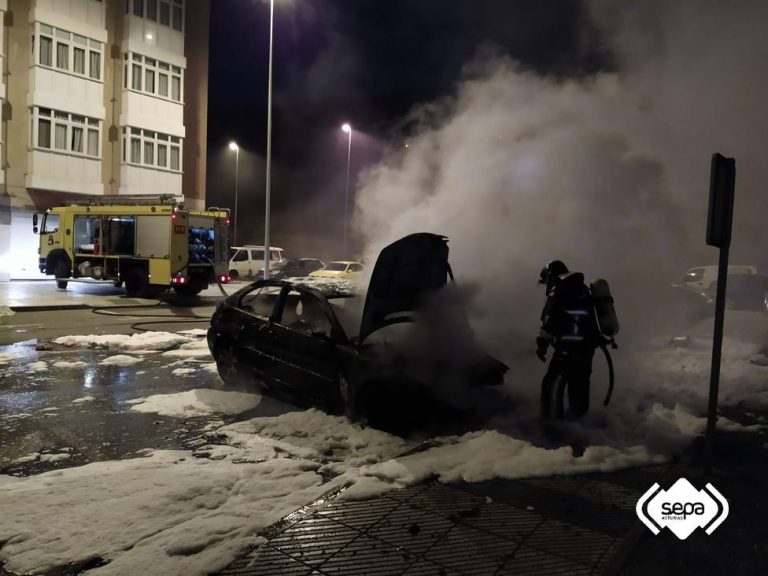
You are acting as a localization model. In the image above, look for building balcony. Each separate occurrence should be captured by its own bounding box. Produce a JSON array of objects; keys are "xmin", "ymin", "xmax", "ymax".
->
[
  {"xmin": 32, "ymin": 0, "xmax": 106, "ymax": 39},
  {"xmin": 119, "ymin": 164, "xmax": 182, "ymax": 197},
  {"xmin": 120, "ymin": 90, "xmax": 184, "ymax": 136},
  {"xmin": 28, "ymin": 67, "xmax": 105, "ymax": 119},
  {"xmin": 124, "ymin": 13, "xmax": 185, "ymax": 61},
  {"xmin": 26, "ymin": 149, "xmax": 103, "ymax": 195}
]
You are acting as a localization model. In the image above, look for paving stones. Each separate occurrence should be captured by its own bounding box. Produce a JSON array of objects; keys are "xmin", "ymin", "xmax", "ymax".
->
[{"xmin": 214, "ymin": 465, "xmax": 668, "ymax": 575}]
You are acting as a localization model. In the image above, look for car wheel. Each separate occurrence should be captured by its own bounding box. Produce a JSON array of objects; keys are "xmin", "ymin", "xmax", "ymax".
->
[
  {"xmin": 125, "ymin": 269, "xmax": 149, "ymax": 298},
  {"xmin": 214, "ymin": 342, "xmax": 253, "ymax": 387},
  {"xmin": 229, "ymin": 270, "xmax": 239, "ymax": 280},
  {"xmin": 113, "ymin": 279, "xmax": 124, "ymax": 288},
  {"xmin": 55, "ymin": 259, "xmax": 70, "ymax": 289}
]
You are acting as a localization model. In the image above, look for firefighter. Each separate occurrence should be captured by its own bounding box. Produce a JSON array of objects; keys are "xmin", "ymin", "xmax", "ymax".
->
[{"xmin": 536, "ymin": 260, "xmax": 601, "ymax": 419}]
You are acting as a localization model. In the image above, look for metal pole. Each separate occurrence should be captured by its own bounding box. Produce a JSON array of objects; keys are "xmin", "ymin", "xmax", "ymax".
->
[
  {"xmin": 343, "ymin": 128, "xmax": 352, "ymax": 258},
  {"xmin": 704, "ymin": 153, "xmax": 736, "ymax": 475},
  {"xmin": 705, "ymin": 243, "xmax": 730, "ymax": 474},
  {"xmin": 264, "ymin": 0, "xmax": 274, "ymax": 280},
  {"xmin": 233, "ymin": 147, "xmax": 239, "ymax": 247}
]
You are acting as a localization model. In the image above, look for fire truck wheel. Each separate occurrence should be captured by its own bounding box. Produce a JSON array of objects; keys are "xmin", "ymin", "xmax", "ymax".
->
[
  {"xmin": 55, "ymin": 260, "xmax": 70, "ymax": 290},
  {"xmin": 125, "ymin": 269, "xmax": 149, "ymax": 298}
]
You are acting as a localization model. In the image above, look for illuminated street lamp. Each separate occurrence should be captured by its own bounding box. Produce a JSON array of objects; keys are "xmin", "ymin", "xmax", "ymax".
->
[
  {"xmin": 341, "ymin": 123, "xmax": 352, "ymax": 257},
  {"xmin": 263, "ymin": 0, "xmax": 276, "ymax": 279},
  {"xmin": 228, "ymin": 141, "xmax": 240, "ymax": 246}
]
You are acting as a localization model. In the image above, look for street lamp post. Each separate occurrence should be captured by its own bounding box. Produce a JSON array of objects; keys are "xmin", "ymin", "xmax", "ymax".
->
[
  {"xmin": 341, "ymin": 123, "xmax": 352, "ymax": 258},
  {"xmin": 228, "ymin": 142, "xmax": 240, "ymax": 247},
  {"xmin": 264, "ymin": 0, "xmax": 275, "ymax": 279}
]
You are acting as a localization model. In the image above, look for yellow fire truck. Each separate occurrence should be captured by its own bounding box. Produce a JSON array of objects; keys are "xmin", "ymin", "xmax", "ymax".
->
[{"xmin": 34, "ymin": 195, "xmax": 230, "ymax": 297}]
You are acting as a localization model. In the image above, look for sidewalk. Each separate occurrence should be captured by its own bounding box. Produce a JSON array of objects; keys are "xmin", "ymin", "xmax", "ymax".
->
[
  {"xmin": 214, "ymin": 419, "xmax": 766, "ymax": 576},
  {"xmin": 0, "ymin": 280, "xmax": 242, "ymax": 312},
  {"xmin": 215, "ymin": 463, "xmax": 666, "ymax": 576}
]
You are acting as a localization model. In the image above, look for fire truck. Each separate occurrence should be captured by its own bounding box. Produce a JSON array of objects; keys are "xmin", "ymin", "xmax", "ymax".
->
[{"xmin": 34, "ymin": 195, "xmax": 230, "ymax": 297}]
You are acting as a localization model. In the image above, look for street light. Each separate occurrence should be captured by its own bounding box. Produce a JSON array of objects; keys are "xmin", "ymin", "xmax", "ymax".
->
[
  {"xmin": 341, "ymin": 123, "xmax": 352, "ymax": 257},
  {"xmin": 228, "ymin": 141, "xmax": 240, "ymax": 247},
  {"xmin": 263, "ymin": 0, "xmax": 276, "ymax": 280}
]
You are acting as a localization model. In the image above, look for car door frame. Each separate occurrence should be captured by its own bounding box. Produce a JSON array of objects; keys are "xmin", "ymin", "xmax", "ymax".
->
[
  {"xmin": 230, "ymin": 281, "xmax": 286, "ymax": 386},
  {"xmin": 267, "ymin": 285, "xmax": 352, "ymax": 406}
]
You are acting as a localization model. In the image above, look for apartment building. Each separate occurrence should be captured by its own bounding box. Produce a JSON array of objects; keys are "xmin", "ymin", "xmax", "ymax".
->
[{"xmin": 0, "ymin": 0, "xmax": 210, "ymax": 280}]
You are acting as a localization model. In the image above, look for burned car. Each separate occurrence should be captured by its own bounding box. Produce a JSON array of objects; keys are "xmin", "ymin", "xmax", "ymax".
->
[{"xmin": 207, "ymin": 233, "xmax": 507, "ymax": 432}]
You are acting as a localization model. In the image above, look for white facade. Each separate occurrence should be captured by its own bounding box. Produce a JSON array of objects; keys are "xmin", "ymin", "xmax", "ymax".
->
[
  {"xmin": 119, "ymin": 2, "xmax": 186, "ymax": 197},
  {"xmin": 26, "ymin": 0, "xmax": 107, "ymax": 195},
  {"xmin": 1, "ymin": 0, "xmax": 202, "ymax": 282}
]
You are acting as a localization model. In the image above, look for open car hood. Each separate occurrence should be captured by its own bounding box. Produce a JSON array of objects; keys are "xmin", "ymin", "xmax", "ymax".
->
[{"xmin": 359, "ymin": 233, "xmax": 452, "ymax": 344}]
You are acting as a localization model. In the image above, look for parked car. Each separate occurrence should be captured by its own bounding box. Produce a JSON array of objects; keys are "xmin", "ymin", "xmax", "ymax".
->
[
  {"xmin": 269, "ymin": 258, "xmax": 326, "ymax": 280},
  {"xmin": 308, "ymin": 260, "xmax": 364, "ymax": 279},
  {"xmin": 208, "ymin": 233, "xmax": 507, "ymax": 433},
  {"xmin": 681, "ymin": 265, "xmax": 757, "ymax": 292},
  {"xmin": 229, "ymin": 245, "xmax": 285, "ymax": 280}
]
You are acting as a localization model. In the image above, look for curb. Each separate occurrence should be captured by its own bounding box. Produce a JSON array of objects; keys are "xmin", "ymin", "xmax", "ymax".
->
[
  {"xmin": 8, "ymin": 304, "xmax": 93, "ymax": 312},
  {"xmin": 7, "ymin": 301, "xmax": 164, "ymax": 312}
]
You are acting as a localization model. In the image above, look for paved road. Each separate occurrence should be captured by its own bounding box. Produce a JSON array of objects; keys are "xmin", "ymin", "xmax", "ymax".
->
[{"xmin": 0, "ymin": 297, "xmax": 265, "ymax": 476}]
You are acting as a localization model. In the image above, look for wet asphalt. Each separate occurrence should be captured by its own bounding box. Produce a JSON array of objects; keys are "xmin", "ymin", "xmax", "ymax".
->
[
  {"xmin": 0, "ymin": 297, "xmax": 295, "ymax": 477},
  {"xmin": 1, "ymin": 340, "xmax": 210, "ymax": 474}
]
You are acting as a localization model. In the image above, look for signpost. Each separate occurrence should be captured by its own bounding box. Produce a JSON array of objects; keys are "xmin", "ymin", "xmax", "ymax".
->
[{"xmin": 704, "ymin": 153, "xmax": 736, "ymax": 474}]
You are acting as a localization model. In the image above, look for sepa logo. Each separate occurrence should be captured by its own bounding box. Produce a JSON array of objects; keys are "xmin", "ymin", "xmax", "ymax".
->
[{"xmin": 636, "ymin": 478, "xmax": 729, "ymax": 540}]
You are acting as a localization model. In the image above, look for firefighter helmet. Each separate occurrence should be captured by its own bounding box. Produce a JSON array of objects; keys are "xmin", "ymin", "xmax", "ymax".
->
[{"xmin": 538, "ymin": 260, "xmax": 569, "ymax": 285}]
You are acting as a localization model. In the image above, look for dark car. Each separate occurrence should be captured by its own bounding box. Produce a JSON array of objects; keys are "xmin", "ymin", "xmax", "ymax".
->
[
  {"xmin": 207, "ymin": 233, "xmax": 508, "ymax": 432},
  {"xmin": 269, "ymin": 258, "xmax": 326, "ymax": 280}
]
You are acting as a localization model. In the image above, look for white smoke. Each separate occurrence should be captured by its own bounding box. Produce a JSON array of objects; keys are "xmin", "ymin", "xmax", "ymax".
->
[{"xmin": 352, "ymin": 0, "xmax": 768, "ymax": 356}]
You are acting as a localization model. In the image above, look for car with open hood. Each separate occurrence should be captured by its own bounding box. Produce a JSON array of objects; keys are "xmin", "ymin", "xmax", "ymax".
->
[{"xmin": 207, "ymin": 233, "xmax": 507, "ymax": 432}]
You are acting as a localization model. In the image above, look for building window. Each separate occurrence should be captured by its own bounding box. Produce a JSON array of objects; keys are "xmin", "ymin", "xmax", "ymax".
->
[
  {"xmin": 170, "ymin": 145, "xmax": 180, "ymax": 170},
  {"xmin": 73, "ymin": 47, "xmax": 85, "ymax": 74},
  {"xmin": 172, "ymin": 0, "xmax": 183, "ymax": 31},
  {"xmin": 157, "ymin": 144, "xmax": 167, "ymax": 167},
  {"xmin": 127, "ymin": 0, "xmax": 182, "ymax": 31},
  {"xmin": 54, "ymin": 112, "xmax": 68, "ymax": 150},
  {"xmin": 89, "ymin": 46, "xmax": 101, "ymax": 80},
  {"xmin": 131, "ymin": 137, "xmax": 141, "ymax": 163},
  {"xmin": 132, "ymin": 63, "xmax": 142, "ymax": 90},
  {"xmin": 122, "ymin": 127, "xmax": 183, "ymax": 172},
  {"xmin": 40, "ymin": 34, "xmax": 53, "ymax": 66},
  {"xmin": 145, "ymin": 59, "xmax": 156, "ymax": 93},
  {"xmin": 160, "ymin": 2, "xmax": 170, "ymax": 26},
  {"xmin": 33, "ymin": 23, "xmax": 102, "ymax": 81},
  {"xmin": 38, "ymin": 109, "xmax": 52, "ymax": 148},
  {"xmin": 56, "ymin": 42, "xmax": 69, "ymax": 70},
  {"xmin": 124, "ymin": 53, "xmax": 183, "ymax": 102},
  {"xmin": 87, "ymin": 119, "xmax": 100, "ymax": 157},
  {"xmin": 158, "ymin": 65, "xmax": 169, "ymax": 97},
  {"xmin": 32, "ymin": 107, "xmax": 102, "ymax": 158}
]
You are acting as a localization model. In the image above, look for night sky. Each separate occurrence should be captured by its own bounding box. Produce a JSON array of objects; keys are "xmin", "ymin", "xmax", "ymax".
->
[{"xmin": 206, "ymin": 0, "xmax": 608, "ymax": 255}]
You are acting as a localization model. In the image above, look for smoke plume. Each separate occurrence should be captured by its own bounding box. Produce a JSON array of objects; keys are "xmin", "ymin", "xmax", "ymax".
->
[{"xmin": 352, "ymin": 0, "xmax": 768, "ymax": 367}]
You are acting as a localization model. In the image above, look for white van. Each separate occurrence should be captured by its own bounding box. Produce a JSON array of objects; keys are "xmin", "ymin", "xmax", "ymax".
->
[
  {"xmin": 682, "ymin": 265, "xmax": 757, "ymax": 291},
  {"xmin": 229, "ymin": 245, "xmax": 285, "ymax": 280}
]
